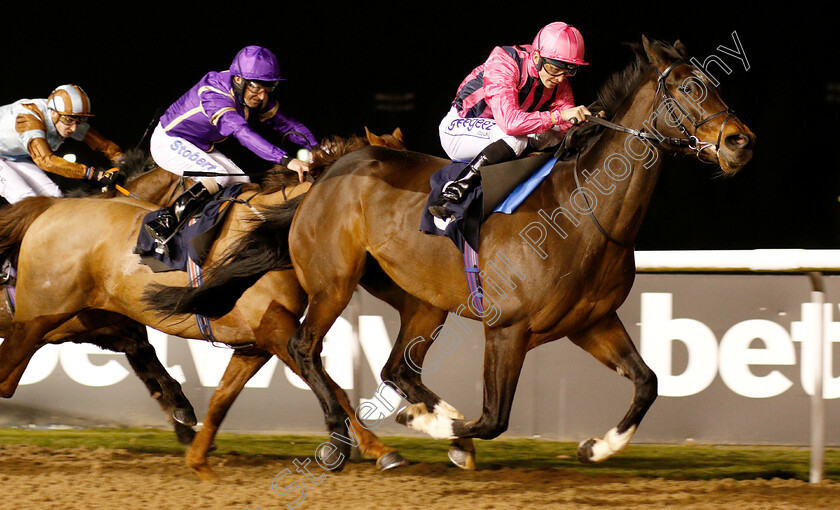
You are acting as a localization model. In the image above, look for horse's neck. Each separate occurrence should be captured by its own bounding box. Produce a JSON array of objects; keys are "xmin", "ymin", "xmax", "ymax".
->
[
  {"xmin": 554, "ymin": 80, "xmax": 664, "ymax": 244},
  {"xmin": 126, "ymin": 169, "xmax": 187, "ymax": 207}
]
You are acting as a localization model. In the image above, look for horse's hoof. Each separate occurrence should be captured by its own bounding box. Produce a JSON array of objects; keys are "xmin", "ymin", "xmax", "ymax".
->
[
  {"xmin": 448, "ymin": 444, "xmax": 476, "ymax": 470},
  {"xmin": 394, "ymin": 405, "xmax": 411, "ymax": 426},
  {"xmin": 376, "ymin": 451, "xmax": 409, "ymax": 471},
  {"xmin": 318, "ymin": 439, "xmax": 350, "ymax": 472},
  {"xmin": 174, "ymin": 423, "xmax": 196, "ymax": 445},
  {"xmin": 577, "ymin": 438, "xmax": 598, "ymax": 464},
  {"xmin": 188, "ymin": 462, "xmax": 217, "ymax": 481},
  {"xmin": 173, "ymin": 407, "xmax": 198, "ymax": 426}
]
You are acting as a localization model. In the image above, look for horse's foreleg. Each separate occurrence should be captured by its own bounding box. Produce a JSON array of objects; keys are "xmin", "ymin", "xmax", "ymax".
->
[
  {"xmin": 187, "ymin": 349, "xmax": 271, "ymax": 481},
  {"xmin": 442, "ymin": 323, "xmax": 531, "ymax": 442},
  {"xmin": 568, "ymin": 312, "xmax": 657, "ymax": 464},
  {"xmin": 285, "ymin": 291, "xmax": 355, "ymax": 473},
  {"xmin": 380, "ymin": 297, "xmax": 476, "ymax": 469}
]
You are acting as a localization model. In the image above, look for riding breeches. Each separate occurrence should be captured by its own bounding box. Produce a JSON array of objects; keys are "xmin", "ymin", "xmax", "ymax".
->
[
  {"xmin": 0, "ymin": 157, "xmax": 62, "ymax": 204},
  {"xmin": 150, "ymin": 124, "xmax": 251, "ymax": 187},
  {"xmin": 438, "ymin": 107, "xmax": 565, "ymax": 162}
]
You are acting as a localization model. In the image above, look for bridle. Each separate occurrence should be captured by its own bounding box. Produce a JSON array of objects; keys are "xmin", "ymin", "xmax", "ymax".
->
[
  {"xmin": 567, "ymin": 57, "xmax": 741, "ymax": 249},
  {"xmin": 653, "ymin": 59, "xmax": 737, "ymax": 162},
  {"xmin": 579, "ymin": 58, "xmax": 738, "ymax": 164}
]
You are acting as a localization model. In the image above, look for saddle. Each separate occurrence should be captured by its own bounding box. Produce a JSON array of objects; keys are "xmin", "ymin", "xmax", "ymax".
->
[
  {"xmin": 419, "ymin": 153, "xmax": 556, "ymax": 254},
  {"xmin": 135, "ymin": 184, "xmax": 245, "ymax": 273}
]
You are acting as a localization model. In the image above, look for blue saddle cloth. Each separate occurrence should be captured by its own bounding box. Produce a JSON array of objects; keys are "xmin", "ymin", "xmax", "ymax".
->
[
  {"xmin": 419, "ymin": 157, "xmax": 557, "ymax": 254},
  {"xmin": 135, "ymin": 184, "xmax": 244, "ymax": 272}
]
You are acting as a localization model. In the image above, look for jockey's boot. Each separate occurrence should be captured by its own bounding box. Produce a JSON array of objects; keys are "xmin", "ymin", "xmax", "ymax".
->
[
  {"xmin": 144, "ymin": 179, "xmax": 220, "ymax": 251},
  {"xmin": 428, "ymin": 139, "xmax": 516, "ymax": 220}
]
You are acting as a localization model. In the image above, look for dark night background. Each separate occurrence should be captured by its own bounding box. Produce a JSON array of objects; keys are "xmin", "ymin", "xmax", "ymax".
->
[{"xmin": 4, "ymin": 4, "xmax": 836, "ymax": 250}]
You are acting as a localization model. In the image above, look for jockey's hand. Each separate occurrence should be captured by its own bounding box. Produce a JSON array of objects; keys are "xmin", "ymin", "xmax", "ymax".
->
[
  {"xmin": 92, "ymin": 167, "xmax": 126, "ymax": 188},
  {"xmin": 287, "ymin": 158, "xmax": 311, "ymax": 183},
  {"xmin": 560, "ymin": 105, "xmax": 592, "ymax": 124}
]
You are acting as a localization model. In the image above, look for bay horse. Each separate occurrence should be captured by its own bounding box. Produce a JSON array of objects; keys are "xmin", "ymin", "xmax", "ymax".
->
[
  {"xmin": 151, "ymin": 37, "xmax": 755, "ymax": 469},
  {"xmin": 0, "ymin": 129, "xmax": 408, "ymax": 480}
]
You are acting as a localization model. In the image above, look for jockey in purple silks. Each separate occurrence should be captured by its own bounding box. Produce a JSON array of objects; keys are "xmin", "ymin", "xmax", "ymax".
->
[
  {"xmin": 146, "ymin": 45, "xmax": 317, "ymax": 247},
  {"xmin": 429, "ymin": 22, "xmax": 593, "ymax": 220}
]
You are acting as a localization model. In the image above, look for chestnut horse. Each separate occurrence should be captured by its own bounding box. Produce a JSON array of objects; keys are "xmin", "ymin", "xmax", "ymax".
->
[
  {"xmin": 152, "ymin": 37, "xmax": 755, "ymax": 469},
  {"xmin": 0, "ymin": 156, "xmax": 198, "ymax": 443},
  {"xmin": 0, "ymin": 129, "xmax": 407, "ymax": 479}
]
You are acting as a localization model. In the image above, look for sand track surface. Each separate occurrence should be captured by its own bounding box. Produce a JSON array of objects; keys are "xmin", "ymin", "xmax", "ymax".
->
[{"xmin": 1, "ymin": 444, "xmax": 840, "ymax": 509}]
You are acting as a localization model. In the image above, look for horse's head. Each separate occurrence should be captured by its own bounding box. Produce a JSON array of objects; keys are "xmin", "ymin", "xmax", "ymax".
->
[{"xmin": 642, "ymin": 36, "xmax": 755, "ymax": 174}]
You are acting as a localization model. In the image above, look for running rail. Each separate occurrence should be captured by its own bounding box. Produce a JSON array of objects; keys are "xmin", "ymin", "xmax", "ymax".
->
[
  {"xmin": 635, "ymin": 249, "xmax": 840, "ymax": 272},
  {"xmin": 634, "ymin": 249, "xmax": 837, "ymax": 483}
]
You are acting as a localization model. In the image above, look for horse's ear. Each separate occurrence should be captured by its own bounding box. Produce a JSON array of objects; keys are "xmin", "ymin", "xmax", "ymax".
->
[
  {"xmin": 641, "ymin": 34, "xmax": 668, "ymax": 67},
  {"xmin": 392, "ymin": 127, "xmax": 405, "ymax": 146},
  {"xmin": 365, "ymin": 126, "xmax": 385, "ymax": 146},
  {"xmin": 674, "ymin": 39, "xmax": 690, "ymax": 58}
]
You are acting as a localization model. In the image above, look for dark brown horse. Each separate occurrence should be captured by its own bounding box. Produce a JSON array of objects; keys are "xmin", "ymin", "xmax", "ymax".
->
[
  {"xmin": 154, "ymin": 37, "xmax": 755, "ymax": 470},
  {"xmin": 0, "ymin": 129, "xmax": 408, "ymax": 479}
]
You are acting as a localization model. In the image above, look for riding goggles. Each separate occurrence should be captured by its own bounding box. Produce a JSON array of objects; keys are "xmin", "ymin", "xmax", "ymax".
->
[
  {"xmin": 52, "ymin": 111, "xmax": 89, "ymax": 126},
  {"xmin": 245, "ymin": 80, "xmax": 279, "ymax": 94},
  {"xmin": 539, "ymin": 57, "xmax": 579, "ymax": 77}
]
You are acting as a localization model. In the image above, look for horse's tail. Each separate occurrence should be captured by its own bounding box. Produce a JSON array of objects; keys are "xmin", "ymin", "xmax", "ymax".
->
[
  {"xmin": 143, "ymin": 194, "xmax": 305, "ymax": 318},
  {"xmin": 0, "ymin": 197, "xmax": 58, "ymax": 262}
]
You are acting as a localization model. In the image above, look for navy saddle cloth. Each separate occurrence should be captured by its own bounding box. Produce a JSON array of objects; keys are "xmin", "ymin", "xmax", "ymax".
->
[
  {"xmin": 419, "ymin": 153, "xmax": 555, "ymax": 253},
  {"xmin": 135, "ymin": 184, "xmax": 244, "ymax": 272}
]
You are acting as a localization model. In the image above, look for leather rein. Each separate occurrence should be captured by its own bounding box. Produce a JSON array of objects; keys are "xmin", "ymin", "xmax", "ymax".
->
[{"xmin": 570, "ymin": 58, "xmax": 739, "ymax": 250}]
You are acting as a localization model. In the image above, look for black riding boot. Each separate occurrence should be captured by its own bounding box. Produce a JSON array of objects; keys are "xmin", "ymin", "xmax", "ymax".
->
[
  {"xmin": 428, "ymin": 140, "xmax": 516, "ymax": 219},
  {"xmin": 145, "ymin": 181, "xmax": 215, "ymax": 248}
]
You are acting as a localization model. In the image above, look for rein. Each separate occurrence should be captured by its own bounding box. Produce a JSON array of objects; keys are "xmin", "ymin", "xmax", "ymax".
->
[{"xmin": 568, "ymin": 58, "xmax": 739, "ymax": 250}]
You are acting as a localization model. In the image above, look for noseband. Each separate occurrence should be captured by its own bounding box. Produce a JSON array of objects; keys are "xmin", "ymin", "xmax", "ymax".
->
[
  {"xmin": 654, "ymin": 59, "xmax": 736, "ymax": 163},
  {"xmin": 566, "ymin": 58, "xmax": 741, "ymax": 250},
  {"xmin": 578, "ymin": 59, "xmax": 738, "ymax": 164}
]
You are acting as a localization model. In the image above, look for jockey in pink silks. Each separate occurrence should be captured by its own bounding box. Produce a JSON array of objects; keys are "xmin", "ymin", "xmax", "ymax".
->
[{"xmin": 429, "ymin": 22, "xmax": 593, "ymax": 219}]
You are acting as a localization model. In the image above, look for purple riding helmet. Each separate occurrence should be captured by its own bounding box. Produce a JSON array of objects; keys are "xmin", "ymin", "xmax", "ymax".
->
[{"xmin": 229, "ymin": 46, "xmax": 285, "ymax": 100}]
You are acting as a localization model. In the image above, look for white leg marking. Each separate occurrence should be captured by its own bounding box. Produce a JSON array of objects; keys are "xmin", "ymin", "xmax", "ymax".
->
[
  {"xmin": 433, "ymin": 400, "xmax": 464, "ymax": 420},
  {"xmin": 585, "ymin": 426, "xmax": 637, "ymax": 463},
  {"xmin": 401, "ymin": 402, "xmax": 456, "ymax": 439}
]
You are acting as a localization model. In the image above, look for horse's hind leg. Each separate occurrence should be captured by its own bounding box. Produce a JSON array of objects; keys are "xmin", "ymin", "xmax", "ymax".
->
[
  {"xmin": 275, "ymin": 338, "xmax": 407, "ymax": 471},
  {"xmin": 87, "ymin": 319, "xmax": 198, "ymax": 444},
  {"xmin": 0, "ymin": 314, "xmax": 75, "ymax": 397},
  {"xmin": 567, "ymin": 312, "xmax": 657, "ymax": 463},
  {"xmin": 187, "ymin": 348, "xmax": 271, "ymax": 481}
]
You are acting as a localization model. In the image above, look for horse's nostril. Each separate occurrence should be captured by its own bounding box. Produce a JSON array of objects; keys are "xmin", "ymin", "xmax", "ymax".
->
[{"xmin": 725, "ymin": 133, "xmax": 752, "ymax": 150}]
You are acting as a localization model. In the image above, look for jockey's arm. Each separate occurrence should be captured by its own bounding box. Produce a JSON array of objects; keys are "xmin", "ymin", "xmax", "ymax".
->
[
  {"xmin": 82, "ymin": 127, "xmax": 125, "ymax": 165},
  {"xmin": 27, "ymin": 137, "xmax": 91, "ymax": 179},
  {"xmin": 219, "ymin": 112, "xmax": 310, "ymax": 181}
]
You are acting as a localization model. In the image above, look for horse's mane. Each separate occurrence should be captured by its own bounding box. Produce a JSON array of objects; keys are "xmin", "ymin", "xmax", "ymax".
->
[
  {"xmin": 562, "ymin": 39, "xmax": 679, "ymax": 156},
  {"xmin": 259, "ymin": 133, "xmax": 374, "ymax": 193}
]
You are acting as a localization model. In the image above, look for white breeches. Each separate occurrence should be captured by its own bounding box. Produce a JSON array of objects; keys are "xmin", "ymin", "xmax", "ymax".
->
[
  {"xmin": 0, "ymin": 158, "xmax": 62, "ymax": 204},
  {"xmin": 438, "ymin": 107, "xmax": 564, "ymax": 162},
  {"xmin": 150, "ymin": 124, "xmax": 250, "ymax": 187}
]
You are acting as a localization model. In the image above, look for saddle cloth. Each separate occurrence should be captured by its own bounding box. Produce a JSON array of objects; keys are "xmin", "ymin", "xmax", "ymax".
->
[
  {"xmin": 135, "ymin": 184, "xmax": 244, "ymax": 273},
  {"xmin": 419, "ymin": 153, "xmax": 556, "ymax": 254}
]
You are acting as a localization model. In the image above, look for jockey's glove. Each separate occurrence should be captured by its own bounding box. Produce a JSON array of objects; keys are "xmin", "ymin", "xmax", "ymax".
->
[{"xmin": 89, "ymin": 167, "xmax": 127, "ymax": 188}]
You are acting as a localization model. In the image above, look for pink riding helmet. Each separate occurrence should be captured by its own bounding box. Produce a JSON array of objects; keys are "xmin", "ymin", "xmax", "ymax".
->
[{"xmin": 533, "ymin": 22, "xmax": 589, "ymax": 66}]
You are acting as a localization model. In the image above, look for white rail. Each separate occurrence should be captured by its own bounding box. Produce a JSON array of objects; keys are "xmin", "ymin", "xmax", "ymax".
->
[
  {"xmin": 635, "ymin": 249, "xmax": 833, "ymax": 483},
  {"xmin": 635, "ymin": 249, "xmax": 840, "ymax": 272}
]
